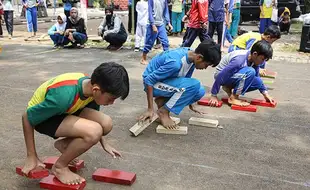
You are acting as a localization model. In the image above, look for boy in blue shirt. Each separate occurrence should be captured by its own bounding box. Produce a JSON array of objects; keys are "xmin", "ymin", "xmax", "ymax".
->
[
  {"xmin": 139, "ymin": 39, "xmax": 221, "ymax": 129},
  {"xmin": 208, "ymin": 40, "xmax": 276, "ymax": 107}
]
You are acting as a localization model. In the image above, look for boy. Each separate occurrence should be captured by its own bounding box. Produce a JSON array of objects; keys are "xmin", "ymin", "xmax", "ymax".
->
[
  {"xmin": 228, "ymin": 25, "xmax": 280, "ymax": 76},
  {"xmin": 208, "ymin": 40, "xmax": 276, "ymax": 107},
  {"xmin": 228, "ymin": 25, "xmax": 281, "ymax": 53},
  {"xmin": 21, "ymin": 62, "xmax": 130, "ymax": 185},
  {"xmin": 139, "ymin": 39, "xmax": 221, "ymax": 129},
  {"xmin": 140, "ymin": 0, "xmax": 173, "ymax": 65},
  {"xmin": 181, "ymin": 0, "xmax": 209, "ymax": 48}
]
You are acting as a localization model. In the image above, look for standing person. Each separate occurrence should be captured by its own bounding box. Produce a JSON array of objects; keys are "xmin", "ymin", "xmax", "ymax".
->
[
  {"xmin": 98, "ymin": 7, "xmax": 128, "ymax": 51},
  {"xmin": 140, "ymin": 0, "xmax": 173, "ymax": 65},
  {"xmin": 64, "ymin": 7, "xmax": 88, "ymax": 48},
  {"xmin": 2, "ymin": 0, "xmax": 14, "ymax": 39},
  {"xmin": 259, "ymin": 0, "xmax": 276, "ymax": 34},
  {"xmin": 171, "ymin": 0, "xmax": 184, "ymax": 36},
  {"xmin": 208, "ymin": 0, "xmax": 225, "ymax": 45},
  {"xmin": 229, "ymin": 0, "xmax": 240, "ymax": 38},
  {"xmin": 180, "ymin": 0, "xmax": 209, "ymax": 47},
  {"xmin": 134, "ymin": 0, "xmax": 148, "ymax": 51},
  {"xmin": 22, "ymin": 0, "xmax": 40, "ymax": 38}
]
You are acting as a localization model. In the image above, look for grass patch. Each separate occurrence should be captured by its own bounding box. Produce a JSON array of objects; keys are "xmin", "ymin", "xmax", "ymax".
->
[{"xmin": 279, "ymin": 43, "xmax": 299, "ymax": 52}]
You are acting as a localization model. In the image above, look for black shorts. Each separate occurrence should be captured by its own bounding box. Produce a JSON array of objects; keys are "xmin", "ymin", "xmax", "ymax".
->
[{"xmin": 34, "ymin": 101, "xmax": 99, "ymax": 139}]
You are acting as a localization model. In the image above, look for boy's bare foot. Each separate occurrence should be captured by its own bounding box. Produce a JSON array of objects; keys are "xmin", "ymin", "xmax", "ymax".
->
[
  {"xmin": 52, "ymin": 164, "xmax": 85, "ymax": 185},
  {"xmin": 54, "ymin": 140, "xmax": 79, "ymax": 166},
  {"xmin": 22, "ymin": 156, "xmax": 46, "ymax": 176},
  {"xmin": 222, "ymin": 86, "xmax": 232, "ymax": 97},
  {"xmin": 228, "ymin": 94, "xmax": 250, "ymax": 106},
  {"xmin": 157, "ymin": 107, "xmax": 177, "ymax": 129}
]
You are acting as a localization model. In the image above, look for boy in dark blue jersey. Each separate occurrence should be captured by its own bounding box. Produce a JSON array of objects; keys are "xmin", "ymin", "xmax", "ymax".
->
[{"xmin": 139, "ymin": 39, "xmax": 221, "ymax": 129}]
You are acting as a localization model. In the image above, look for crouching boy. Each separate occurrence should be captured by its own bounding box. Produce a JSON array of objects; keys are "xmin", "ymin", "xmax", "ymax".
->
[
  {"xmin": 21, "ymin": 62, "xmax": 129, "ymax": 185},
  {"xmin": 139, "ymin": 39, "xmax": 221, "ymax": 129}
]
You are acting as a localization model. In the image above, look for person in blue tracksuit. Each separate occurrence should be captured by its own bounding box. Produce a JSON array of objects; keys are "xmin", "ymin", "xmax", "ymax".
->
[
  {"xmin": 208, "ymin": 0, "xmax": 225, "ymax": 45},
  {"xmin": 140, "ymin": 0, "xmax": 173, "ymax": 65},
  {"xmin": 139, "ymin": 39, "xmax": 221, "ymax": 129},
  {"xmin": 208, "ymin": 40, "xmax": 276, "ymax": 107}
]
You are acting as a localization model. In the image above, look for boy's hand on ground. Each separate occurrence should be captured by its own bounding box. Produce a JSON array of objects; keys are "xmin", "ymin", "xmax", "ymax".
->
[
  {"xmin": 22, "ymin": 156, "xmax": 46, "ymax": 176},
  {"xmin": 103, "ymin": 143, "xmax": 122, "ymax": 158},
  {"xmin": 264, "ymin": 94, "xmax": 276, "ymax": 106},
  {"xmin": 259, "ymin": 69, "xmax": 267, "ymax": 77},
  {"xmin": 138, "ymin": 109, "xmax": 154, "ymax": 124},
  {"xmin": 189, "ymin": 104, "xmax": 206, "ymax": 115},
  {"xmin": 209, "ymin": 96, "xmax": 219, "ymax": 107},
  {"xmin": 152, "ymin": 25, "xmax": 158, "ymax": 33}
]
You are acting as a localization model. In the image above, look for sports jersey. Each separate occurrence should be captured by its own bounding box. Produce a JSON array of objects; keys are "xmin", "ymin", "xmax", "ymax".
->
[
  {"xmin": 27, "ymin": 73, "xmax": 99, "ymax": 126},
  {"xmin": 231, "ymin": 32, "xmax": 262, "ymax": 50},
  {"xmin": 142, "ymin": 47, "xmax": 195, "ymax": 86}
]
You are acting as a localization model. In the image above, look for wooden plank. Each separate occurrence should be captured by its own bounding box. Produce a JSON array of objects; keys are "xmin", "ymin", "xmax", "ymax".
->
[
  {"xmin": 188, "ymin": 117, "xmax": 219, "ymax": 128},
  {"xmin": 156, "ymin": 125, "xmax": 188, "ymax": 135},
  {"xmin": 129, "ymin": 114, "xmax": 159, "ymax": 136},
  {"xmin": 92, "ymin": 168, "xmax": 136, "ymax": 185},
  {"xmin": 231, "ymin": 105, "xmax": 257, "ymax": 112}
]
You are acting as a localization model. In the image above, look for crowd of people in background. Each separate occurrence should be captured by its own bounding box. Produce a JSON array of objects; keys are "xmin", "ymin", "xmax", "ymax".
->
[{"xmin": 0, "ymin": 0, "xmax": 292, "ymax": 54}]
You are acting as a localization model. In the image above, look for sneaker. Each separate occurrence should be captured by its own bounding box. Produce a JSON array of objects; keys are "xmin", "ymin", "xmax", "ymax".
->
[
  {"xmin": 53, "ymin": 44, "xmax": 59, "ymax": 49},
  {"xmin": 134, "ymin": 47, "xmax": 139, "ymax": 52},
  {"xmin": 8, "ymin": 35, "xmax": 12, "ymax": 39}
]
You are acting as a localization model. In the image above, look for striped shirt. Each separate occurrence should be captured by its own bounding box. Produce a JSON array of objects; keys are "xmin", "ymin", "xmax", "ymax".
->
[{"xmin": 27, "ymin": 73, "xmax": 99, "ymax": 126}]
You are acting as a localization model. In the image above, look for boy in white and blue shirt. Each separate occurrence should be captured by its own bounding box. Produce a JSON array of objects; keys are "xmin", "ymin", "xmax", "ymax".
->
[
  {"xmin": 139, "ymin": 39, "xmax": 221, "ymax": 129},
  {"xmin": 208, "ymin": 40, "xmax": 276, "ymax": 107}
]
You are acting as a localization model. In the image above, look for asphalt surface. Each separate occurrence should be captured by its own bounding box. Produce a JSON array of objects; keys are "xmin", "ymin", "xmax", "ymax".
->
[{"xmin": 1, "ymin": 44, "xmax": 310, "ymax": 190}]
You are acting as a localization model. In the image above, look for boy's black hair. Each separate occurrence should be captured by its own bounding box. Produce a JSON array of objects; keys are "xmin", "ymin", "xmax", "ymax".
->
[
  {"xmin": 91, "ymin": 62, "xmax": 129, "ymax": 100},
  {"xmin": 264, "ymin": 25, "xmax": 281, "ymax": 39},
  {"xmin": 194, "ymin": 39, "xmax": 221, "ymax": 67},
  {"xmin": 251, "ymin": 40, "xmax": 273, "ymax": 61}
]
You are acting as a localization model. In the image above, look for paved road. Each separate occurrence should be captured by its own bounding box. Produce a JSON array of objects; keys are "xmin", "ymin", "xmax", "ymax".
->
[{"xmin": 1, "ymin": 44, "xmax": 310, "ymax": 190}]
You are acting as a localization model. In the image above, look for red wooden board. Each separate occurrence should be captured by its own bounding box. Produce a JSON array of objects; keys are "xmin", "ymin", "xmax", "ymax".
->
[
  {"xmin": 263, "ymin": 70, "xmax": 277, "ymax": 79},
  {"xmin": 16, "ymin": 166, "xmax": 49, "ymax": 179},
  {"xmin": 40, "ymin": 175, "xmax": 86, "ymax": 190},
  {"xmin": 43, "ymin": 157, "xmax": 84, "ymax": 172},
  {"xmin": 231, "ymin": 104, "xmax": 257, "ymax": 112},
  {"xmin": 92, "ymin": 168, "xmax": 136, "ymax": 185},
  {"xmin": 197, "ymin": 98, "xmax": 223, "ymax": 107},
  {"xmin": 250, "ymin": 99, "xmax": 277, "ymax": 108}
]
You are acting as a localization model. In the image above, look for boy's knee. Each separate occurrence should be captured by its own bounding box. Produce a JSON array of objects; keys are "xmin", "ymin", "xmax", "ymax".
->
[
  {"xmin": 84, "ymin": 123, "xmax": 103, "ymax": 144},
  {"xmin": 101, "ymin": 115, "xmax": 113, "ymax": 136},
  {"xmin": 247, "ymin": 67, "xmax": 256, "ymax": 77}
]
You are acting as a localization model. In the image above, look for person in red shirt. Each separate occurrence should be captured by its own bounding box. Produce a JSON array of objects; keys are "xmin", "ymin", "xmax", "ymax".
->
[{"xmin": 181, "ymin": 0, "xmax": 210, "ymax": 47}]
